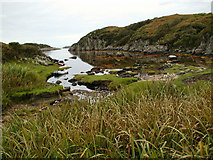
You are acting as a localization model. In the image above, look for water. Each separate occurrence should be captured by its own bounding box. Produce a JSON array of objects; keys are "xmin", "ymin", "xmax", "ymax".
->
[
  {"xmin": 45, "ymin": 49, "xmax": 212, "ymax": 92},
  {"xmin": 45, "ymin": 48, "xmax": 94, "ymax": 91}
]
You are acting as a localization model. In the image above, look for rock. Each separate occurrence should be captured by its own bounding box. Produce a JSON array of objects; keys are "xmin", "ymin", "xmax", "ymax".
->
[
  {"xmin": 158, "ymin": 64, "xmax": 172, "ymax": 70},
  {"xmin": 37, "ymin": 60, "xmax": 48, "ymax": 66},
  {"xmin": 87, "ymin": 72, "xmax": 95, "ymax": 75},
  {"xmin": 91, "ymin": 67, "xmax": 101, "ymax": 72},
  {"xmin": 176, "ymin": 71, "xmax": 186, "ymax": 75},
  {"xmin": 168, "ymin": 55, "xmax": 177, "ymax": 60},
  {"xmin": 63, "ymin": 86, "xmax": 71, "ymax": 92},
  {"xmin": 72, "ymin": 82, "xmax": 77, "ymax": 86},
  {"xmin": 170, "ymin": 60, "xmax": 180, "ymax": 63},
  {"xmin": 39, "ymin": 107, "xmax": 47, "ymax": 112},
  {"xmin": 78, "ymin": 81, "xmax": 84, "ymax": 85},
  {"xmin": 56, "ymin": 80, "xmax": 62, "ymax": 84},
  {"xmin": 64, "ymin": 59, "xmax": 69, "ymax": 61},
  {"xmin": 50, "ymin": 99, "xmax": 61, "ymax": 105},
  {"xmin": 69, "ymin": 56, "xmax": 77, "ymax": 59},
  {"xmin": 52, "ymin": 59, "xmax": 59, "ymax": 63},
  {"xmin": 68, "ymin": 78, "xmax": 77, "ymax": 83},
  {"xmin": 194, "ymin": 49, "xmax": 204, "ymax": 55},
  {"xmin": 117, "ymin": 70, "xmax": 126, "ymax": 74},
  {"xmin": 52, "ymin": 71, "xmax": 68, "ymax": 77},
  {"xmin": 185, "ymin": 69, "xmax": 191, "ymax": 73},
  {"xmin": 115, "ymin": 52, "xmax": 124, "ymax": 57}
]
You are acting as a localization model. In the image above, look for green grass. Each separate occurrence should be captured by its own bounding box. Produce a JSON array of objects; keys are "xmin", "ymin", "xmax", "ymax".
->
[
  {"xmin": 2, "ymin": 61, "xmax": 63, "ymax": 109},
  {"xmin": 74, "ymin": 74, "xmax": 137, "ymax": 90},
  {"xmin": 58, "ymin": 67, "xmax": 72, "ymax": 71},
  {"xmin": 2, "ymin": 80, "xmax": 212, "ymax": 158},
  {"xmin": 173, "ymin": 69, "xmax": 212, "ymax": 86}
]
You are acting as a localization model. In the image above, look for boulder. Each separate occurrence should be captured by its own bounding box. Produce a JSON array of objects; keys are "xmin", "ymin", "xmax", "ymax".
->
[{"xmin": 52, "ymin": 71, "xmax": 68, "ymax": 77}]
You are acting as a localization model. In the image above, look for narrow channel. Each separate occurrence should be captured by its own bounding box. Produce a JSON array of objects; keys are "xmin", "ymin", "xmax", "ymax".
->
[{"xmin": 45, "ymin": 48, "xmax": 94, "ymax": 91}]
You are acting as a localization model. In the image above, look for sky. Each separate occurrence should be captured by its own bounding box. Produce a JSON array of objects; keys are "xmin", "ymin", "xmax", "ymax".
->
[{"xmin": 0, "ymin": 0, "xmax": 212, "ymax": 47}]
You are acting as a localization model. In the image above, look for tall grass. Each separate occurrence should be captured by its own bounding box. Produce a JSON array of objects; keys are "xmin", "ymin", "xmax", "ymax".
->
[
  {"xmin": 2, "ymin": 63, "xmax": 41, "ymax": 107},
  {"xmin": 2, "ymin": 81, "xmax": 212, "ymax": 158}
]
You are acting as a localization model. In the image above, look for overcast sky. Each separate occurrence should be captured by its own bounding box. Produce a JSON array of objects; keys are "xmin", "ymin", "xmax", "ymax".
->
[{"xmin": 0, "ymin": 0, "xmax": 211, "ymax": 47}]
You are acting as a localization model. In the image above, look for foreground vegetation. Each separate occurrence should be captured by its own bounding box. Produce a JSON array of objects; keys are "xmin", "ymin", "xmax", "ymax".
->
[
  {"xmin": 2, "ymin": 76, "xmax": 212, "ymax": 158},
  {"xmin": 1, "ymin": 42, "xmax": 62, "ymax": 110}
]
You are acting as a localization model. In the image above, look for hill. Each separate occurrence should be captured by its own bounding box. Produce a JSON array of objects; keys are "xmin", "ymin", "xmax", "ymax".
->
[{"xmin": 70, "ymin": 13, "xmax": 213, "ymax": 55}]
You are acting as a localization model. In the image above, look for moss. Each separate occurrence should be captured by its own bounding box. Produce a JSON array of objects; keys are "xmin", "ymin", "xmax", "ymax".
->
[{"xmin": 74, "ymin": 74, "xmax": 137, "ymax": 90}]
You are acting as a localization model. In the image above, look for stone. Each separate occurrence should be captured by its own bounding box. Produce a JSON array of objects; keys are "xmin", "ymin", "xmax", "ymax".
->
[
  {"xmin": 176, "ymin": 71, "xmax": 186, "ymax": 75},
  {"xmin": 91, "ymin": 67, "xmax": 101, "ymax": 72},
  {"xmin": 52, "ymin": 71, "xmax": 68, "ymax": 77},
  {"xmin": 63, "ymin": 86, "xmax": 71, "ymax": 92},
  {"xmin": 168, "ymin": 55, "xmax": 177, "ymax": 60},
  {"xmin": 87, "ymin": 72, "xmax": 95, "ymax": 75},
  {"xmin": 56, "ymin": 80, "xmax": 62, "ymax": 84},
  {"xmin": 72, "ymin": 82, "xmax": 77, "ymax": 86},
  {"xmin": 68, "ymin": 78, "xmax": 77, "ymax": 83},
  {"xmin": 69, "ymin": 56, "xmax": 77, "ymax": 59}
]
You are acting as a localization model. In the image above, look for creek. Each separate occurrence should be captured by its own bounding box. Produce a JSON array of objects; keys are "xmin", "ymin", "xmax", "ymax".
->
[{"xmin": 45, "ymin": 48, "xmax": 96, "ymax": 91}]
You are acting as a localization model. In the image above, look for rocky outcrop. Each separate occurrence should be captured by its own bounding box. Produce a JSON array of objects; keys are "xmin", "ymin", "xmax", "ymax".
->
[
  {"xmin": 70, "ymin": 35, "xmax": 213, "ymax": 55},
  {"xmin": 69, "ymin": 14, "xmax": 213, "ymax": 55}
]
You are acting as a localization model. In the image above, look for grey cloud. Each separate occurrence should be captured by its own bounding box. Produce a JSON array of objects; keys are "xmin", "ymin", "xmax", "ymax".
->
[{"xmin": 1, "ymin": 0, "xmax": 211, "ymax": 47}]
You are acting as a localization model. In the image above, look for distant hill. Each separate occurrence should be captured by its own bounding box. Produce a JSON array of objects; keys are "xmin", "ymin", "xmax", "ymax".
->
[
  {"xmin": 70, "ymin": 13, "xmax": 213, "ymax": 55},
  {"xmin": 1, "ymin": 42, "xmax": 45, "ymax": 63},
  {"xmin": 23, "ymin": 43, "xmax": 51, "ymax": 49}
]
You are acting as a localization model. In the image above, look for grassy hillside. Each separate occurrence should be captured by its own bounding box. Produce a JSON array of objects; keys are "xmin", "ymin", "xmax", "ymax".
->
[
  {"xmin": 1, "ymin": 42, "xmax": 45, "ymax": 63},
  {"xmin": 71, "ymin": 13, "xmax": 213, "ymax": 52}
]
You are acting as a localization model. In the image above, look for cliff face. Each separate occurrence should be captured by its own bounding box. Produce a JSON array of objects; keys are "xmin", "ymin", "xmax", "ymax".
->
[{"xmin": 70, "ymin": 13, "xmax": 213, "ymax": 55}]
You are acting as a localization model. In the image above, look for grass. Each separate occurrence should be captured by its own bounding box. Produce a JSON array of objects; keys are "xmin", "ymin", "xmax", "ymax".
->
[
  {"xmin": 74, "ymin": 74, "xmax": 137, "ymax": 90},
  {"xmin": 71, "ymin": 13, "xmax": 212, "ymax": 51},
  {"xmin": 58, "ymin": 67, "xmax": 72, "ymax": 71},
  {"xmin": 2, "ymin": 61, "xmax": 63, "ymax": 109},
  {"xmin": 173, "ymin": 69, "xmax": 212, "ymax": 86},
  {"xmin": 2, "ymin": 79, "xmax": 212, "ymax": 158}
]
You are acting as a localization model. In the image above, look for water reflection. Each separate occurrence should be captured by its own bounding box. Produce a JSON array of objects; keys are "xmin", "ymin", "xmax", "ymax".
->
[
  {"xmin": 45, "ymin": 49, "xmax": 94, "ymax": 91},
  {"xmin": 45, "ymin": 49, "xmax": 212, "ymax": 91},
  {"xmin": 71, "ymin": 50, "xmax": 211, "ymax": 69}
]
